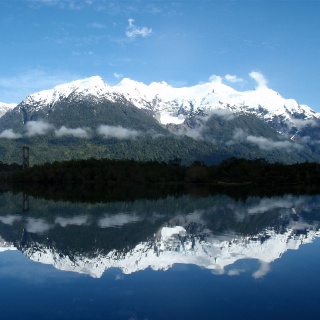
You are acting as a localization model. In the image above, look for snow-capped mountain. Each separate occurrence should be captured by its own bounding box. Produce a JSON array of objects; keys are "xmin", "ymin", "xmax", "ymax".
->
[
  {"xmin": 19, "ymin": 221, "xmax": 320, "ymax": 278},
  {"xmin": 1, "ymin": 75, "xmax": 320, "ymax": 164},
  {"xmin": 18, "ymin": 76, "xmax": 119, "ymax": 113},
  {"xmin": 114, "ymin": 77, "xmax": 320, "ymax": 129},
  {"xmin": 1, "ymin": 192, "xmax": 320, "ymax": 279},
  {"xmin": 0, "ymin": 102, "xmax": 16, "ymax": 118},
  {"xmin": 11, "ymin": 75, "xmax": 320, "ymax": 128}
]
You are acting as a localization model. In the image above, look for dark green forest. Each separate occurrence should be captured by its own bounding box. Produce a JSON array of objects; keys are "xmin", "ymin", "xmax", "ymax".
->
[{"xmin": 3, "ymin": 157, "xmax": 320, "ymax": 195}]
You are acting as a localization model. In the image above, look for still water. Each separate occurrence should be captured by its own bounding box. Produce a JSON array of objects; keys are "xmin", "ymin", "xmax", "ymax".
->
[{"xmin": 0, "ymin": 191, "xmax": 320, "ymax": 319}]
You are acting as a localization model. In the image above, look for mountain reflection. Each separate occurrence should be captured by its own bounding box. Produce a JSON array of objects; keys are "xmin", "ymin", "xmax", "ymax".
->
[{"xmin": 0, "ymin": 192, "xmax": 319, "ymax": 278}]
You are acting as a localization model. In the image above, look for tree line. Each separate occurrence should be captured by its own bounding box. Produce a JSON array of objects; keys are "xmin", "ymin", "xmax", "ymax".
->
[{"xmin": 2, "ymin": 156, "xmax": 320, "ymax": 188}]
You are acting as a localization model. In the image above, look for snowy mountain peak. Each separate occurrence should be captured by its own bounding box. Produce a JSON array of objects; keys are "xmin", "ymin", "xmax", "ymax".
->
[
  {"xmin": 0, "ymin": 102, "xmax": 17, "ymax": 118},
  {"xmin": 11, "ymin": 74, "xmax": 320, "ymax": 129},
  {"xmin": 112, "ymin": 76, "xmax": 319, "ymax": 126},
  {"xmin": 117, "ymin": 77, "xmax": 143, "ymax": 87},
  {"xmin": 20, "ymin": 223, "xmax": 320, "ymax": 278},
  {"xmin": 54, "ymin": 75, "xmax": 107, "ymax": 92},
  {"xmin": 20, "ymin": 76, "xmax": 114, "ymax": 110}
]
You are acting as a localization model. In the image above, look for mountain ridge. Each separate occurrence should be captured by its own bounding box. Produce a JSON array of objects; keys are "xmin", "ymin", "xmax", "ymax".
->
[
  {"xmin": 3, "ymin": 219, "xmax": 319, "ymax": 279},
  {"xmin": 0, "ymin": 75, "xmax": 319, "ymax": 164},
  {"xmin": 5, "ymin": 75, "xmax": 318, "ymax": 126}
]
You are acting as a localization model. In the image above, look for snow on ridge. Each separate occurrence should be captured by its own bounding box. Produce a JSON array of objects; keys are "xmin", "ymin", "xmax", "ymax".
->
[
  {"xmin": 14, "ymin": 75, "xmax": 320, "ymax": 125},
  {"xmin": 52, "ymin": 75, "xmax": 110, "ymax": 100},
  {"xmin": 19, "ymin": 76, "xmax": 115, "ymax": 110},
  {"xmin": 0, "ymin": 102, "xmax": 17, "ymax": 118},
  {"xmin": 22, "ymin": 225, "xmax": 320, "ymax": 278},
  {"xmin": 113, "ymin": 77, "xmax": 319, "ymax": 124}
]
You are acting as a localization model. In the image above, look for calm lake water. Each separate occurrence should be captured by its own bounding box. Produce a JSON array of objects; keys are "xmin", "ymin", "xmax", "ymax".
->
[{"xmin": 0, "ymin": 191, "xmax": 320, "ymax": 319}]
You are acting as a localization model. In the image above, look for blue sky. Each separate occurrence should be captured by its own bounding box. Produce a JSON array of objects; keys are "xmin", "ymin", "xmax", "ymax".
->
[{"xmin": 0, "ymin": 0, "xmax": 319, "ymax": 111}]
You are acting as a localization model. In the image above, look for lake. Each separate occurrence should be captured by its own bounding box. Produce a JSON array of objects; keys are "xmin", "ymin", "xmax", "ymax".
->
[{"xmin": 0, "ymin": 190, "xmax": 320, "ymax": 319}]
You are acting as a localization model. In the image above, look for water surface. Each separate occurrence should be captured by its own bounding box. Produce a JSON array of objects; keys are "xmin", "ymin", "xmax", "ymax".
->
[{"xmin": 0, "ymin": 191, "xmax": 319, "ymax": 319}]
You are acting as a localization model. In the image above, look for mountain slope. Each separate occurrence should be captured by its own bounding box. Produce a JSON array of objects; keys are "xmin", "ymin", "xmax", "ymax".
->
[{"xmin": 0, "ymin": 75, "xmax": 319, "ymax": 164}]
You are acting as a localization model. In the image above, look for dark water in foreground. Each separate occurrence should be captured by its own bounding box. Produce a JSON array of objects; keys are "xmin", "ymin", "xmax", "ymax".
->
[{"xmin": 0, "ymin": 191, "xmax": 320, "ymax": 319}]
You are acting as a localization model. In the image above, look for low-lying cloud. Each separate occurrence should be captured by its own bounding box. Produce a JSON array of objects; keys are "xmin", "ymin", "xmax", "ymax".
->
[
  {"xmin": 290, "ymin": 118, "xmax": 317, "ymax": 130},
  {"xmin": 0, "ymin": 121, "xmax": 143, "ymax": 140},
  {"xmin": 97, "ymin": 125, "xmax": 140, "ymax": 139},
  {"xmin": 55, "ymin": 126, "xmax": 90, "ymax": 138},
  {"xmin": 26, "ymin": 120, "xmax": 54, "ymax": 136},
  {"xmin": 172, "ymin": 127, "xmax": 204, "ymax": 140},
  {"xmin": 0, "ymin": 129, "xmax": 22, "ymax": 139},
  {"xmin": 98, "ymin": 213, "xmax": 142, "ymax": 228},
  {"xmin": 0, "ymin": 215, "xmax": 22, "ymax": 225},
  {"xmin": 246, "ymin": 135, "xmax": 301, "ymax": 151},
  {"xmin": 55, "ymin": 215, "xmax": 89, "ymax": 227},
  {"xmin": 248, "ymin": 196, "xmax": 304, "ymax": 214},
  {"xmin": 232, "ymin": 127, "xmax": 247, "ymax": 140},
  {"xmin": 25, "ymin": 217, "xmax": 53, "ymax": 234},
  {"xmin": 228, "ymin": 128, "xmax": 301, "ymax": 151}
]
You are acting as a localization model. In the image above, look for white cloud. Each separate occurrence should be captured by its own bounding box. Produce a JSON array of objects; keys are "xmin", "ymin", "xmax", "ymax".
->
[
  {"xmin": 249, "ymin": 71, "xmax": 267, "ymax": 89},
  {"xmin": 182, "ymin": 129, "xmax": 204, "ymax": 140},
  {"xmin": 232, "ymin": 128, "xmax": 247, "ymax": 140},
  {"xmin": 0, "ymin": 129, "xmax": 22, "ymax": 139},
  {"xmin": 290, "ymin": 119, "xmax": 317, "ymax": 129},
  {"xmin": 26, "ymin": 120, "xmax": 54, "ymax": 136},
  {"xmin": 113, "ymin": 72, "xmax": 123, "ymax": 79},
  {"xmin": 253, "ymin": 261, "xmax": 270, "ymax": 279},
  {"xmin": 227, "ymin": 269, "xmax": 246, "ymax": 276},
  {"xmin": 227, "ymin": 128, "xmax": 302, "ymax": 151},
  {"xmin": 55, "ymin": 126, "xmax": 90, "ymax": 138},
  {"xmin": 226, "ymin": 128, "xmax": 247, "ymax": 145},
  {"xmin": 0, "ymin": 215, "xmax": 22, "ymax": 225},
  {"xmin": 248, "ymin": 196, "xmax": 302, "ymax": 214},
  {"xmin": 299, "ymin": 135, "xmax": 320, "ymax": 145},
  {"xmin": 170, "ymin": 124, "xmax": 204, "ymax": 140},
  {"xmin": 246, "ymin": 135, "xmax": 301, "ymax": 151},
  {"xmin": 97, "ymin": 125, "xmax": 140, "ymax": 139},
  {"xmin": 208, "ymin": 74, "xmax": 222, "ymax": 84},
  {"xmin": 98, "ymin": 213, "xmax": 142, "ymax": 228},
  {"xmin": 126, "ymin": 18, "xmax": 152, "ymax": 39},
  {"xmin": 55, "ymin": 215, "xmax": 89, "ymax": 227},
  {"xmin": 225, "ymin": 74, "xmax": 244, "ymax": 83},
  {"xmin": 25, "ymin": 218, "xmax": 52, "ymax": 234}
]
